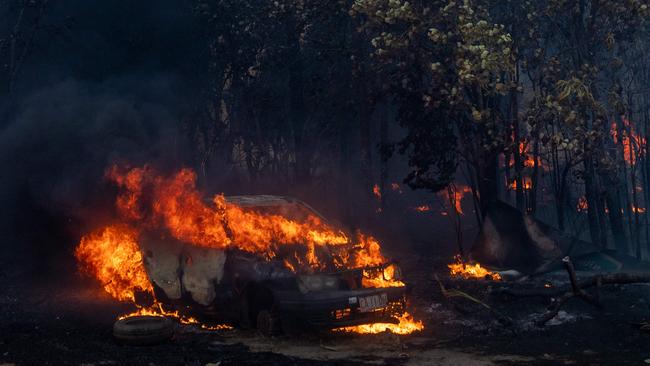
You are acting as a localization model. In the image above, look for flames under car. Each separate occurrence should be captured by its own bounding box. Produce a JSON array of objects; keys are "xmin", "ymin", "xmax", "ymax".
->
[{"xmin": 138, "ymin": 195, "xmax": 409, "ymax": 334}]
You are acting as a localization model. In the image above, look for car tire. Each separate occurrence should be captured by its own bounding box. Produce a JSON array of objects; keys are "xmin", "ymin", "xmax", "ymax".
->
[
  {"xmin": 113, "ymin": 315, "xmax": 174, "ymax": 345},
  {"xmin": 280, "ymin": 315, "xmax": 302, "ymax": 336},
  {"xmin": 256, "ymin": 310, "xmax": 279, "ymax": 336}
]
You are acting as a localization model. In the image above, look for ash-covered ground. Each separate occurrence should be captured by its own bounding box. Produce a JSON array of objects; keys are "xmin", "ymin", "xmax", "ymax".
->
[{"xmin": 2, "ymin": 244, "xmax": 650, "ymax": 366}]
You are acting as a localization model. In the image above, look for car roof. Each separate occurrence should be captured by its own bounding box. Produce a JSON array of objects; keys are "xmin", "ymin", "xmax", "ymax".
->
[
  {"xmin": 224, "ymin": 195, "xmax": 300, "ymax": 207},
  {"xmin": 223, "ymin": 195, "xmax": 328, "ymax": 222}
]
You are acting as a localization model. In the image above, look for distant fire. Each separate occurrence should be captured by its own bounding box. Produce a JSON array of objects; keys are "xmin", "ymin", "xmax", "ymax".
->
[
  {"xmin": 372, "ymin": 184, "xmax": 382, "ymax": 200},
  {"xmin": 611, "ymin": 118, "xmax": 646, "ymax": 165},
  {"xmin": 76, "ymin": 165, "xmax": 422, "ymax": 334},
  {"xmin": 508, "ymin": 141, "xmax": 548, "ymax": 171},
  {"xmin": 438, "ymin": 184, "xmax": 471, "ymax": 215},
  {"xmin": 412, "ymin": 205, "xmax": 430, "ymax": 212},
  {"xmin": 447, "ymin": 255, "xmax": 501, "ymax": 280},
  {"xmin": 632, "ymin": 205, "xmax": 646, "ymax": 214},
  {"xmin": 577, "ymin": 196, "xmax": 588, "ymax": 212},
  {"xmin": 508, "ymin": 177, "xmax": 532, "ymax": 191}
]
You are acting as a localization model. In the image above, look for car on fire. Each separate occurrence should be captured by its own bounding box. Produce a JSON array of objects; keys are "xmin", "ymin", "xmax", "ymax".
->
[{"xmin": 139, "ymin": 195, "xmax": 409, "ymax": 334}]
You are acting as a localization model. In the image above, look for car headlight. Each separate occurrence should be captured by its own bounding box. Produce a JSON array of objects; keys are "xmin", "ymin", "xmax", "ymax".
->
[
  {"xmin": 383, "ymin": 263, "xmax": 402, "ymax": 281},
  {"xmin": 298, "ymin": 274, "xmax": 339, "ymax": 293}
]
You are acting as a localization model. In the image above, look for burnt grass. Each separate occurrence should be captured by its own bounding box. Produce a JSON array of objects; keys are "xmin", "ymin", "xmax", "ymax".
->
[{"xmin": 3, "ymin": 251, "xmax": 650, "ymax": 365}]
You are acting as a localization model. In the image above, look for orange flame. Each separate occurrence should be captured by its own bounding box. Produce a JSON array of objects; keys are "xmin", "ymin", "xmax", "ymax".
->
[
  {"xmin": 632, "ymin": 205, "xmax": 646, "ymax": 214},
  {"xmin": 447, "ymin": 255, "xmax": 501, "ymax": 280},
  {"xmin": 438, "ymin": 185, "xmax": 471, "ymax": 215},
  {"xmin": 74, "ymin": 224, "xmax": 153, "ymax": 302},
  {"xmin": 611, "ymin": 119, "xmax": 646, "ymax": 165},
  {"xmin": 360, "ymin": 263, "xmax": 405, "ymax": 288},
  {"xmin": 105, "ymin": 166, "xmax": 355, "ymax": 270},
  {"xmin": 508, "ymin": 177, "xmax": 532, "ymax": 191},
  {"xmin": 508, "ymin": 141, "xmax": 547, "ymax": 171},
  {"xmin": 334, "ymin": 311, "xmax": 423, "ymax": 334},
  {"xmin": 118, "ymin": 303, "xmax": 233, "ymax": 330},
  {"xmin": 412, "ymin": 205, "xmax": 430, "ymax": 212},
  {"xmin": 372, "ymin": 184, "xmax": 382, "ymax": 200},
  {"xmin": 577, "ymin": 196, "xmax": 588, "ymax": 212}
]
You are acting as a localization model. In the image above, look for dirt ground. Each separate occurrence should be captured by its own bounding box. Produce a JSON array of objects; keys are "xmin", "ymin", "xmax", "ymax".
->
[{"xmin": 2, "ymin": 247, "xmax": 650, "ymax": 366}]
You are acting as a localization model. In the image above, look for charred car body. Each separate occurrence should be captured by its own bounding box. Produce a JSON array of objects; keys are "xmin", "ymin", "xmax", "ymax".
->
[{"xmin": 139, "ymin": 195, "xmax": 408, "ymax": 334}]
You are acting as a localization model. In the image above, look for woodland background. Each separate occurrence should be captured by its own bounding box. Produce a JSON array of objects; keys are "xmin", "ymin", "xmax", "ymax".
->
[{"xmin": 1, "ymin": 0, "xmax": 649, "ymax": 271}]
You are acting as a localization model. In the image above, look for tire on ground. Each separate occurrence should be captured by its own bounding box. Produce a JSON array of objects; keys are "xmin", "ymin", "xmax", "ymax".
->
[
  {"xmin": 113, "ymin": 315, "xmax": 174, "ymax": 345},
  {"xmin": 256, "ymin": 310, "xmax": 280, "ymax": 336}
]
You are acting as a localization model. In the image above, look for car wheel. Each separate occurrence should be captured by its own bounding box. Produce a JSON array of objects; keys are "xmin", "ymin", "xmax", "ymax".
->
[
  {"xmin": 113, "ymin": 316, "xmax": 174, "ymax": 345},
  {"xmin": 239, "ymin": 296, "xmax": 253, "ymax": 329},
  {"xmin": 256, "ymin": 310, "xmax": 279, "ymax": 336},
  {"xmin": 280, "ymin": 314, "xmax": 302, "ymax": 336}
]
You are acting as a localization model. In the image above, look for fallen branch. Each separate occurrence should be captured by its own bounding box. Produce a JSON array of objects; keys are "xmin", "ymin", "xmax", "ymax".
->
[
  {"xmin": 576, "ymin": 272, "xmax": 650, "ymax": 289},
  {"xmin": 562, "ymin": 256, "xmax": 598, "ymax": 306},
  {"xmin": 494, "ymin": 268, "xmax": 650, "ymax": 300},
  {"xmin": 434, "ymin": 275, "xmax": 514, "ymax": 328},
  {"xmin": 438, "ymin": 261, "xmax": 650, "ymax": 328},
  {"xmin": 535, "ymin": 256, "xmax": 644, "ymax": 326}
]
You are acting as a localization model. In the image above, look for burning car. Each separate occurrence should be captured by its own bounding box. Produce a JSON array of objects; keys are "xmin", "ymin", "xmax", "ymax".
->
[
  {"xmin": 75, "ymin": 166, "xmax": 422, "ymax": 335},
  {"xmin": 141, "ymin": 195, "xmax": 409, "ymax": 334}
]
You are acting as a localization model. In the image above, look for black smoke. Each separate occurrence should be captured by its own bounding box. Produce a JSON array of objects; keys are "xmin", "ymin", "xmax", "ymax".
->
[{"xmin": 0, "ymin": 0, "xmax": 205, "ymax": 274}]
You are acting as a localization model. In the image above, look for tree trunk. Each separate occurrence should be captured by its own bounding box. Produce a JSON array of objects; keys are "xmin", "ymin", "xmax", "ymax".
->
[
  {"xmin": 603, "ymin": 180, "xmax": 629, "ymax": 254},
  {"xmin": 286, "ymin": 18, "xmax": 308, "ymax": 184},
  {"xmin": 584, "ymin": 157, "xmax": 604, "ymax": 247},
  {"xmin": 379, "ymin": 101, "xmax": 389, "ymax": 211},
  {"xmin": 358, "ymin": 75, "xmax": 373, "ymax": 206},
  {"xmin": 530, "ymin": 138, "xmax": 540, "ymax": 214},
  {"xmin": 479, "ymin": 152, "xmax": 499, "ymax": 216},
  {"xmin": 510, "ymin": 66, "xmax": 524, "ymax": 211}
]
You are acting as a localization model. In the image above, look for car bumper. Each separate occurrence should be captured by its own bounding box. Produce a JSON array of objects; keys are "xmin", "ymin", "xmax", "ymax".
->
[{"xmin": 274, "ymin": 286, "xmax": 408, "ymax": 328}]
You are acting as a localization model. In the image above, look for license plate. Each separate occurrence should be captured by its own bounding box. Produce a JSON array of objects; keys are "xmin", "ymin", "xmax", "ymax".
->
[{"xmin": 358, "ymin": 293, "xmax": 388, "ymax": 312}]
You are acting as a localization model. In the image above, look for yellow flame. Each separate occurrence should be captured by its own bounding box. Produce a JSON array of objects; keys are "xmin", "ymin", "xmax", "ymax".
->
[
  {"xmin": 448, "ymin": 255, "xmax": 501, "ymax": 280},
  {"xmin": 334, "ymin": 312, "xmax": 423, "ymax": 335}
]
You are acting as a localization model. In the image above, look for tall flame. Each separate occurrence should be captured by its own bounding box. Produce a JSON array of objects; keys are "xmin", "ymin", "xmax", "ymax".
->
[
  {"xmin": 74, "ymin": 224, "xmax": 153, "ymax": 302},
  {"xmin": 105, "ymin": 166, "xmax": 356, "ymax": 270},
  {"xmin": 611, "ymin": 118, "xmax": 646, "ymax": 165},
  {"xmin": 438, "ymin": 184, "xmax": 471, "ymax": 215}
]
